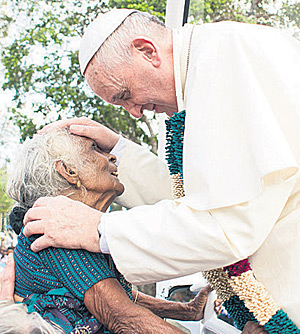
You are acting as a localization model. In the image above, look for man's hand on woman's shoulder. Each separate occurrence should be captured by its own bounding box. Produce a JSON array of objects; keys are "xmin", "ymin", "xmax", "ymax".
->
[{"xmin": 23, "ymin": 196, "xmax": 102, "ymax": 253}]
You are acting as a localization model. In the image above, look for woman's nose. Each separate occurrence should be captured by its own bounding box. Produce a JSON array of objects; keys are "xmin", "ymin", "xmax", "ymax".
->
[{"xmin": 107, "ymin": 153, "xmax": 117, "ymax": 164}]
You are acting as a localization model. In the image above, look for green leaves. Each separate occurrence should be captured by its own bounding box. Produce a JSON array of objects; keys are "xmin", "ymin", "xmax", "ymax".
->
[
  {"xmin": 109, "ymin": 0, "xmax": 165, "ymax": 20},
  {"xmin": 1, "ymin": 0, "xmax": 160, "ymax": 153},
  {"xmin": 1, "ymin": 0, "xmax": 299, "ymax": 155}
]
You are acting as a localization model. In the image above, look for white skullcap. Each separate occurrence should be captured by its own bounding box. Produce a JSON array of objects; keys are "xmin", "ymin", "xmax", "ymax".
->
[{"xmin": 79, "ymin": 8, "xmax": 137, "ymax": 75}]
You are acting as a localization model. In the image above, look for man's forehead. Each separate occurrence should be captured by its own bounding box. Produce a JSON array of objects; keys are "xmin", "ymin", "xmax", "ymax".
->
[{"xmin": 86, "ymin": 61, "xmax": 125, "ymax": 101}]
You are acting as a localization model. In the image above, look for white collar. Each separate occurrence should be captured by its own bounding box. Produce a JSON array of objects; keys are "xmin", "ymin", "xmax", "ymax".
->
[{"xmin": 172, "ymin": 24, "xmax": 195, "ymax": 112}]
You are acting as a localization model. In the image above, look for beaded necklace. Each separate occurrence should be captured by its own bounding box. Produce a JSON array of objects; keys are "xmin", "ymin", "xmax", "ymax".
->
[{"xmin": 165, "ymin": 111, "xmax": 300, "ymax": 333}]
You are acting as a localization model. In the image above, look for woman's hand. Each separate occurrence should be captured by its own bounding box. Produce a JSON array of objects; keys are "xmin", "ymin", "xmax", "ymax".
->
[
  {"xmin": 85, "ymin": 279, "xmax": 187, "ymax": 333},
  {"xmin": 184, "ymin": 285, "xmax": 213, "ymax": 321},
  {"xmin": 39, "ymin": 117, "xmax": 119, "ymax": 152},
  {"xmin": 213, "ymin": 298, "xmax": 222, "ymax": 316},
  {"xmin": 0, "ymin": 254, "xmax": 15, "ymax": 301}
]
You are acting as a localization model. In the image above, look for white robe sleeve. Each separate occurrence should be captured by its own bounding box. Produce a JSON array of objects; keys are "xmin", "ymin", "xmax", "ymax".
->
[
  {"xmin": 114, "ymin": 139, "xmax": 173, "ymax": 209},
  {"xmin": 103, "ymin": 170, "xmax": 297, "ymax": 285}
]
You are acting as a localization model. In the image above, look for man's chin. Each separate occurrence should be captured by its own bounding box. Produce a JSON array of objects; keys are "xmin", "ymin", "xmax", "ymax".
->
[{"xmin": 165, "ymin": 110, "xmax": 177, "ymax": 117}]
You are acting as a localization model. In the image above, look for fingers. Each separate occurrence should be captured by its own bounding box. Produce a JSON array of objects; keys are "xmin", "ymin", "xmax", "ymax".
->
[
  {"xmin": 38, "ymin": 116, "xmax": 93, "ymax": 134},
  {"xmin": 0, "ymin": 254, "xmax": 15, "ymax": 301},
  {"xmin": 23, "ymin": 207, "xmax": 47, "ymax": 226},
  {"xmin": 69, "ymin": 125, "xmax": 101, "ymax": 140},
  {"xmin": 30, "ymin": 235, "xmax": 51, "ymax": 253},
  {"xmin": 200, "ymin": 284, "xmax": 213, "ymax": 296},
  {"xmin": 70, "ymin": 124, "xmax": 119, "ymax": 151},
  {"xmin": 23, "ymin": 221, "xmax": 45, "ymax": 238},
  {"xmin": 214, "ymin": 299, "xmax": 222, "ymax": 315},
  {"xmin": 23, "ymin": 196, "xmax": 59, "ymax": 226},
  {"xmin": 38, "ymin": 117, "xmax": 119, "ymax": 152},
  {"xmin": 38, "ymin": 119, "xmax": 75, "ymax": 133}
]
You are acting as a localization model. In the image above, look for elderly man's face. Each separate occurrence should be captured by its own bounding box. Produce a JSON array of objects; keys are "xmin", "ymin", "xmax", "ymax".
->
[{"xmin": 85, "ymin": 55, "xmax": 178, "ymax": 118}]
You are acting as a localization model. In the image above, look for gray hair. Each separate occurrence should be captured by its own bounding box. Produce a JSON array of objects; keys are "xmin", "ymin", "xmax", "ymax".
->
[
  {"xmin": 0, "ymin": 300, "xmax": 61, "ymax": 334},
  {"xmin": 7, "ymin": 128, "xmax": 87, "ymax": 209},
  {"xmin": 96, "ymin": 11, "xmax": 166, "ymax": 71}
]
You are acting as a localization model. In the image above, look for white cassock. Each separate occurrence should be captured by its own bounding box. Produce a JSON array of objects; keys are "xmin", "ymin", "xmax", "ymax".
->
[{"xmin": 101, "ymin": 22, "xmax": 300, "ymax": 326}]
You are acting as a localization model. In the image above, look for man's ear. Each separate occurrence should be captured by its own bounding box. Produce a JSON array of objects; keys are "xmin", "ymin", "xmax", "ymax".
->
[
  {"xmin": 55, "ymin": 160, "xmax": 79, "ymax": 186},
  {"xmin": 132, "ymin": 37, "xmax": 161, "ymax": 67}
]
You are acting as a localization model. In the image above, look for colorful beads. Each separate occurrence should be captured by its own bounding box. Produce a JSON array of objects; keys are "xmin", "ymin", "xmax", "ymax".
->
[
  {"xmin": 202, "ymin": 268, "xmax": 235, "ymax": 302},
  {"xmin": 171, "ymin": 173, "xmax": 185, "ymax": 199},
  {"xmin": 264, "ymin": 310, "xmax": 300, "ymax": 334},
  {"xmin": 224, "ymin": 295, "xmax": 257, "ymax": 330},
  {"xmin": 165, "ymin": 111, "xmax": 186, "ymax": 178},
  {"xmin": 230, "ymin": 271, "xmax": 280, "ymax": 325},
  {"xmin": 224, "ymin": 259, "xmax": 251, "ymax": 278}
]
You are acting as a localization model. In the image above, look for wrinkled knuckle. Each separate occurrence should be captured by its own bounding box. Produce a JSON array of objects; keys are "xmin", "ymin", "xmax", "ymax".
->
[
  {"xmin": 24, "ymin": 224, "xmax": 32, "ymax": 235},
  {"xmin": 47, "ymin": 232, "xmax": 57, "ymax": 245}
]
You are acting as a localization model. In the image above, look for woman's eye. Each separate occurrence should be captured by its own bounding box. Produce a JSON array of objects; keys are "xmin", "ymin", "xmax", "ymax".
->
[
  {"xmin": 92, "ymin": 142, "xmax": 99, "ymax": 150},
  {"xmin": 92, "ymin": 142, "xmax": 103, "ymax": 154}
]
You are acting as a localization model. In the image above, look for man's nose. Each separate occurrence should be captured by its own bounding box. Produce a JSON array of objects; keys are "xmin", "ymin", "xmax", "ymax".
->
[{"xmin": 124, "ymin": 102, "xmax": 143, "ymax": 119}]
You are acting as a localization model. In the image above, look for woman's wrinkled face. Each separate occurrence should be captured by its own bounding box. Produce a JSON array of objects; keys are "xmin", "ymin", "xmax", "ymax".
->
[{"xmin": 78, "ymin": 137, "xmax": 124, "ymax": 211}]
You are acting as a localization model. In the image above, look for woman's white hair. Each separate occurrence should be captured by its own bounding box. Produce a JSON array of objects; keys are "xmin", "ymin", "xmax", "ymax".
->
[
  {"xmin": 7, "ymin": 128, "xmax": 87, "ymax": 209},
  {"xmin": 96, "ymin": 11, "xmax": 166, "ymax": 71},
  {"xmin": 0, "ymin": 300, "xmax": 61, "ymax": 334}
]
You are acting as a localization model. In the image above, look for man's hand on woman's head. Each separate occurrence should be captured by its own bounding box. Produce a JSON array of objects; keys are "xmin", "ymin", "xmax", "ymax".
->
[
  {"xmin": 0, "ymin": 254, "xmax": 15, "ymax": 301},
  {"xmin": 39, "ymin": 117, "xmax": 119, "ymax": 152},
  {"xmin": 23, "ymin": 196, "xmax": 102, "ymax": 253}
]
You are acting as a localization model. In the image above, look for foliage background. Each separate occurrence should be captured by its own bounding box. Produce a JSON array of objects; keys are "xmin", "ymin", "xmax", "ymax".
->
[{"xmin": 1, "ymin": 0, "xmax": 299, "ymax": 152}]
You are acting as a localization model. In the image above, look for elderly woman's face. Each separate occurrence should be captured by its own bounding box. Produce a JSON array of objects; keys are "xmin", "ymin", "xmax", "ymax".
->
[{"xmin": 78, "ymin": 137, "xmax": 124, "ymax": 211}]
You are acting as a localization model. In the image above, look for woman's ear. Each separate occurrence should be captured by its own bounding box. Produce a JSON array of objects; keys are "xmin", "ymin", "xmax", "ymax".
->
[
  {"xmin": 131, "ymin": 37, "xmax": 161, "ymax": 67},
  {"xmin": 55, "ymin": 160, "xmax": 79, "ymax": 186}
]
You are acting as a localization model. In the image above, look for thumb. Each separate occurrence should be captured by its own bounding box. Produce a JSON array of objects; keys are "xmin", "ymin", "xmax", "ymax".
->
[{"xmin": 200, "ymin": 284, "xmax": 213, "ymax": 296}]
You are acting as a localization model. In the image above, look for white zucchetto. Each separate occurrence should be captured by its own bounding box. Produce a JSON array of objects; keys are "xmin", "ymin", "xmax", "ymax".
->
[{"xmin": 79, "ymin": 8, "xmax": 137, "ymax": 75}]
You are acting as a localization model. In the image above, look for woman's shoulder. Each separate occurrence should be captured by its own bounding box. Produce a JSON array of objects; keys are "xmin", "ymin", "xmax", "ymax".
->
[{"xmin": 14, "ymin": 231, "xmax": 60, "ymax": 298}]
